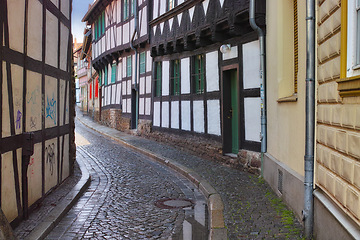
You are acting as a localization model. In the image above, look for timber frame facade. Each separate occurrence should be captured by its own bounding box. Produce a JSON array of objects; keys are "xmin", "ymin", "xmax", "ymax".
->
[{"xmin": 0, "ymin": 0, "xmax": 74, "ymax": 226}]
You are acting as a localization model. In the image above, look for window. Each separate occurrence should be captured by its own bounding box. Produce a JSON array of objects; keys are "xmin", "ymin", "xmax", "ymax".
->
[
  {"xmin": 170, "ymin": 59, "xmax": 180, "ymax": 95},
  {"xmin": 154, "ymin": 62, "xmax": 162, "ymax": 97},
  {"xmin": 131, "ymin": 0, "xmax": 135, "ymax": 16},
  {"xmin": 102, "ymin": 11, "xmax": 105, "ymax": 35},
  {"xmin": 126, "ymin": 56, "xmax": 132, "ymax": 77},
  {"xmin": 111, "ymin": 63, "xmax": 117, "ymax": 83},
  {"xmin": 192, "ymin": 54, "xmax": 204, "ymax": 94},
  {"xmin": 167, "ymin": 0, "xmax": 175, "ymax": 11},
  {"xmin": 99, "ymin": 71, "xmax": 102, "ymax": 85},
  {"xmin": 139, "ymin": 52, "xmax": 146, "ymax": 74},
  {"xmin": 124, "ymin": 0, "xmax": 129, "ymax": 20},
  {"xmin": 104, "ymin": 66, "xmax": 108, "ymax": 85},
  {"xmin": 337, "ymin": 0, "xmax": 360, "ymax": 97}
]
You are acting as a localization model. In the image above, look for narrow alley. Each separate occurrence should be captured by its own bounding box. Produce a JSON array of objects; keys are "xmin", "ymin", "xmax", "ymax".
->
[{"xmin": 44, "ymin": 119, "xmax": 208, "ymax": 239}]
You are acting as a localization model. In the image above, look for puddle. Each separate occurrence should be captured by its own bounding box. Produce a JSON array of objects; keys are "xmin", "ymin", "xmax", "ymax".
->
[{"xmin": 169, "ymin": 200, "xmax": 209, "ymax": 240}]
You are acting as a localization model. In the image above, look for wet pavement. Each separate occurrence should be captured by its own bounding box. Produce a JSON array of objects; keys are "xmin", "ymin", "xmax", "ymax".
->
[
  {"xmin": 45, "ymin": 120, "xmax": 208, "ymax": 239},
  {"xmin": 76, "ymin": 111, "xmax": 304, "ymax": 239}
]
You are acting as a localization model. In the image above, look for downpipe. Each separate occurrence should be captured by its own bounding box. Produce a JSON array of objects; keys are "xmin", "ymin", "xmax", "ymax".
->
[
  {"xmin": 130, "ymin": 0, "xmax": 139, "ymax": 129},
  {"xmin": 304, "ymin": 0, "xmax": 316, "ymax": 238},
  {"xmin": 249, "ymin": 0, "xmax": 267, "ymax": 177}
]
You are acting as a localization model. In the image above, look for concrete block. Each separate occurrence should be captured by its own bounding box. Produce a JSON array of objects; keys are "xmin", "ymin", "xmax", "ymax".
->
[
  {"xmin": 335, "ymin": 177, "xmax": 347, "ymax": 205},
  {"xmin": 346, "ymin": 186, "xmax": 360, "ymax": 219},
  {"xmin": 210, "ymin": 209, "xmax": 225, "ymax": 229},
  {"xmin": 209, "ymin": 194, "xmax": 224, "ymax": 211},
  {"xmin": 317, "ymin": 125, "xmax": 327, "ymax": 144},
  {"xmin": 209, "ymin": 228, "xmax": 227, "ymax": 240},
  {"xmin": 354, "ymin": 163, "xmax": 360, "ymax": 189},
  {"xmin": 335, "ymin": 130, "xmax": 347, "ymax": 153},
  {"xmin": 342, "ymin": 156, "xmax": 354, "ymax": 183},
  {"xmin": 348, "ymin": 132, "xmax": 360, "ymax": 158},
  {"xmin": 332, "ymin": 104, "xmax": 342, "ymax": 126},
  {"xmin": 322, "ymin": 146, "xmax": 331, "ymax": 169},
  {"xmin": 326, "ymin": 171, "xmax": 336, "ymax": 197},
  {"xmin": 342, "ymin": 105, "xmax": 356, "ymax": 128},
  {"xmin": 330, "ymin": 151, "xmax": 342, "ymax": 175},
  {"xmin": 356, "ymin": 105, "xmax": 360, "ymax": 130},
  {"xmin": 326, "ymin": 127, "xmax": 336, "ymax": 148},
  {"xmin": 324, "ymin": 105, "xmax": 332, "ymax": 124},
  {"xmin": 199, "ymin": 180, "xmax": 217, "ymax": 198},
  {"xmin": 317, "ymin": 164, "xmax": 327, "ymax": 187},
  {"xmin": 317, "ymin": 104, "xmax": 325, "ymax": 123}
]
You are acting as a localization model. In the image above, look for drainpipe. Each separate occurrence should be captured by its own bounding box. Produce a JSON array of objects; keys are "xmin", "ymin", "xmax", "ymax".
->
[
  {"xmin": 130, "ymin": 0, "xmax": 139, "ymax": 129},
  {"xmin": 249, "ymin": 0, "xmax": 267, "ymax": 177},
  {"xmin": 303, "ymin": 0, "xmax": 315, "ymax": 238}
]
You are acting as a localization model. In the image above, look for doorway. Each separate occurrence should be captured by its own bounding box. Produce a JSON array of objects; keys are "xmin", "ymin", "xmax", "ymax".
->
[{"xmin": 222, "ymin": 68, "xmax": 239, "ymax": 154}]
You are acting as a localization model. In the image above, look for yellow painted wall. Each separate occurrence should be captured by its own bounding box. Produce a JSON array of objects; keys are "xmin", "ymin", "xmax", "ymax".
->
[{"xmin": 266, "ymin": 0, "xmax": 306, "ymax": 176}]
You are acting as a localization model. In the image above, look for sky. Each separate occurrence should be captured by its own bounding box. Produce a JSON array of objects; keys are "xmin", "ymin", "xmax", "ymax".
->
[{"xmin": 71, "ymin": 0, "xmax": 94, "ymax": 43}]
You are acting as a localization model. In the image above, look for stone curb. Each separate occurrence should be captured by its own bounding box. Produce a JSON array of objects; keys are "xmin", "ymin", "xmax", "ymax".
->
[
  {"xmin": 77, "ymin": 116, "xmax": 227, "ymax": 240},
  {"xmin": 25, "ymin": 156, "xmax": 91, "ymax": 240}
]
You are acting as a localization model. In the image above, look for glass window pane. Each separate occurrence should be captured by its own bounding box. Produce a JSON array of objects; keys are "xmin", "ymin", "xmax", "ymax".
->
[
  {"xmin": 140, "ymin": 52, "xmax": 146, "ymax": 74},
  {"xmin": 127, "ymin": 56, "xmax": 132, "ymax": 77}
]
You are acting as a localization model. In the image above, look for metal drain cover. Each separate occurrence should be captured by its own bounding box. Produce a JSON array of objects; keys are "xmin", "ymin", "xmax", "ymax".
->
[{"xmin": 155, "ymin": 198, "xmax": 194, "ymax": 209}]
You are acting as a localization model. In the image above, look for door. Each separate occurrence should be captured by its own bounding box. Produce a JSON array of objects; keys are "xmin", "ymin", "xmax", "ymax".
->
[{"xmin": 222, "ymin": 69, "xmax": 239, "ymax": 154}]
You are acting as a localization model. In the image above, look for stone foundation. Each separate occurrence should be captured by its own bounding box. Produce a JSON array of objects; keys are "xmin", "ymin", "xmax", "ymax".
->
[
  {"xmin": 141, "ymin": 129, "xmax": 261, "ymax": 173},
  {"xmin": 100, "ymin": 109, "xmax": 131, "ymax": 132}
]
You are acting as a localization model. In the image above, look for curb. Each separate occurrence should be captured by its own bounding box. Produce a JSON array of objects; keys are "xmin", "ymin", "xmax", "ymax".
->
[
  {"xmin": 77, "ymin": 116, "xmax": 227, "ymax": 240},
  {"xmin": 25, "ymin": 156, "xmax": 91, "ymax": 240}
]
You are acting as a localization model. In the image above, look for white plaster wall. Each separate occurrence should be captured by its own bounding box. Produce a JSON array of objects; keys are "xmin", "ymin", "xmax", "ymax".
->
[
  {"xmin": 60, "ymin": 23, "xmax": 69, "ymax": 71},
  {"xmin": 171, "ymin": 101, "xmax": 179, "ymax": 129},
  {"xmin": 146, "ymin": 51, "xmax": 152, "ymax": 72},
  {"xmin": 206, "ymin": 51, "xmax": 219, "ymax": 92},
  {"xmin": 117, "ymin": 27, "xmax": 121, "ymax": 46},
  {"xmin": 106, "ymin": 86, "xmax": 111, "ymax": 105},
  {"xmin": 222, "ymin": 46, "xmax": 238, "ymax": 60},
  {"xmin": 153, "ymin": 0, "xmax": 159, "ymax": 19},
  {"xmin": 243, "ymin": 40, "xmax": 261, "ymax": 89},
  {"xmin": 127, "ymin": 98, "xmax": 131, "ymax": 113},
  {"xmin": 122, "ymin": 81, "xmax": 126, "ymax": 95},
  {"xmin": 122, "ymin": 99, "xmax": 126, "ymax": 111},
  {"xmin": 160, "ymin": 0, "xmax": 166, "ymax": 16},
  {"xmin": 162, "ymin": 61, "xmax": 170, "ymax": 96},
  {"xmin": 61, "ymin": 0, "xmax": 70, "ymax": 19},
  {"xmin": 181, "ymin": 101, "xmax": 191, "ymax": 131},
  {"xmin": 139, "ymin": 98, "xmax": 144, "ymax": 115},
  {"xmin": 193, "ymin": 101, "xmax": 204, "ymax": 133},
  {"xmin": 181, "ymin": 58, "xmax": 190, "ymax": 94},
  {"xmin": 145, "ymin": 98, "xmax": 151, "ymax": 115},
  {"xmin": 140, "ymin": 7, "xmax": 148, "ymax": 37},
  {"xmin": 146, "ymin": 76, "xmax": 151, "ymax": 93},
  {"xmin": 123, "ymin": 22, "xmax": 129, "ymax": 44},
  {"xmin": 111, "ymin": 85, "xmax": 116, "ymax": 104},
  {"xmin": 244, "ymin": 97, "xmax": 261, "ymax": 142},
  {"xmin": 102, "ymin": 37, "xmax": 106, "ymax": 53},
  {"xmin": 162, "ymin": 101, "xmax": 169, "ymax": 128},
  {"xmin": 127, "ymin": 80, "xmax": 131, "ymax": 94},
  {"xmin": 140, "ymin": 77, "xmax": 145, "ymax": 94},
  {"xmin": 45, "ymin": 11, "xmax": 58, "ymax": 67},
  {"xmin": 123, "ymin": 58, "xmax": 127, "ymax": 78},
  {"xmin": 154, "ymin": 101, "xmax": 161, "ymax": 126},
  {"xmin": 28, "ymin": 0, "xmax": 43, "ymax": 61},
  {"xmin": 116, "ymin": 83, "xmax": 121, "ymax": 104},
  {"xmin": 207, "ymin": 100, "xmax": 221, "ymax": 135}
]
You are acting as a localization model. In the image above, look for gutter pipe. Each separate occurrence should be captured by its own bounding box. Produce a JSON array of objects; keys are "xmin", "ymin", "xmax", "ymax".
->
[
  {"xmin": 130, "ymin": 0, "xmax": 139, "ymax": 129},
  {"xmin": 249, "ymin": 0, "xmax": 267, "ymax": 176},
  {"xmin": 303, "ymin": 0, "xmax": 315, "ymax": 238}
]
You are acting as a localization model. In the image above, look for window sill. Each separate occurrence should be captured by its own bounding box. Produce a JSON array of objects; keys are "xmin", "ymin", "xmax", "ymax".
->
[
  {"xmin": 277, "ymin": 94, "xmax": 298, "ymax": 103},
  {"xmin": 337, "ymin": 76, "xmax": 360, "ymax": 97}
]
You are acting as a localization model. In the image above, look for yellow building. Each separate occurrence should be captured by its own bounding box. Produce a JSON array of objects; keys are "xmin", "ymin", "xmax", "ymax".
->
[
  {"xmin": 264, "ymin": 0, "xmax": 307, "ymax": 221},
  {"xmin": 1, "ymin": 0, "xmax": 74, "ymax": 225},
  {"xmin": 315, "ymin": 0, "xmax": 360, "ymax": 238}
]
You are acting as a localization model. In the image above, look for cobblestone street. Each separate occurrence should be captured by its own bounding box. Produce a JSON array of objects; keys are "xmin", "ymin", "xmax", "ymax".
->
[{"xmin": 45, "ymin": 120, "xmax": 207, "ymax": 239}]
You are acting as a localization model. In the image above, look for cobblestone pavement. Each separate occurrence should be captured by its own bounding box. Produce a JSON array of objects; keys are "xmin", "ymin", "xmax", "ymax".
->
[
  {"xmin": 14, "ymin": 162, "xmax": 81, "ymax": 239},
  {"xmin": 45, "ymin": 120, "xmax": 207, "ymax": 239},
  {"xmin": 77, "ymin": 113, "xmax": 304, "ymax": 239}
]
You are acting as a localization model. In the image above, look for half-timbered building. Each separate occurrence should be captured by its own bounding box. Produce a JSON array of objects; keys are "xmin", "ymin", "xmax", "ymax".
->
[
  {"xmin": 83, "ymin": 0, "xmax": 152, "ymax": 131},
  {"xmin": 149, "ymin": 0, "xmax": 265, "ymax": 164},
  {"xmin": 0, "ymin": 0, "xmax": 74, "ymax": 225}
]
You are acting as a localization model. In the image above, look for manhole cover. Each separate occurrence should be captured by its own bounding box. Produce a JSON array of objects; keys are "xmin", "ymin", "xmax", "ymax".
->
[{"xmin": 155, "ymin": 198, "xmax": 194, "ymax": 209}]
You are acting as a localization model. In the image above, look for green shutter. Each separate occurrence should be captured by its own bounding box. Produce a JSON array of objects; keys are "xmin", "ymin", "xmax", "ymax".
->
[
  {"xmin": 200, "ymin": 55, "xmax": 204, "ymax": 93},
  {"xmin": 111, "ymin": 64, "xmax": 117, "ymax": 83},
  {"xmin": 156, "ymin": 62, "xmax": 162, "ymax": 97},
  {"xmin": 140, "ymin": 52, "xmax": 146, "ymax": 74},
  {"xmin": 98, "ymin": 17, "xmax": 101, "ymax": 37},
  {"xmin": 102, "ymin": 12, "xmax": 105, "ymax": 35},
  {"xmin": 99, "ymin": 71, "xmax": 102, "ymax": 85},
  {"xmin": 124, "ymin": 0, "xmax": 129, "ymax": 20}
]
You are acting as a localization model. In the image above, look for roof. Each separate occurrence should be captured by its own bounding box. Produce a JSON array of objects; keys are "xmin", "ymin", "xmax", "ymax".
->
[{"xmin": 82, "ymin": 0, "xmax": 112, "ymax": 24}]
